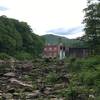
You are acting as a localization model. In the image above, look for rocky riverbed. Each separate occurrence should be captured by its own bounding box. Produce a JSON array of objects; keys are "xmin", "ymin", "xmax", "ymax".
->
[{"xmin": 0, "ymin": 59, "xmax": 70, "ymax": 100}]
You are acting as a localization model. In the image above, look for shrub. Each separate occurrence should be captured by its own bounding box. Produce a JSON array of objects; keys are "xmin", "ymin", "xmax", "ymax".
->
[
  {"xmin": 69, "ymin": 55, "xmax": 100, "ymax": 72},
  {"xmin": 0, "ymin": 53, "xmax": 11, "ymax": 60},
  {"xmin": 59, "ymin": 86, "xmax": 78, "ymax": 100},
  {"xmin": 83, "ymin": 57, "xmax": 100, "ymax": 68},
  {"xmin": 46, "ymin": 72, "xmax": 58, "ymax": 84},
  {"xmin": 68, "ymin": 58, "xmax": 84, "ymax": 72},
  {"xmin": 14, "ymin": 51, "xmax": 33, "ymax": 60}
]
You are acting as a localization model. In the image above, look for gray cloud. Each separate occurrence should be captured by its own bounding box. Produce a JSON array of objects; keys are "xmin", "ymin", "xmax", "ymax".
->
[
  {"xmin": 0, "ymin": 6, "xmax": 8, "ymax": 11},
  {"xmin": 47, "ymin": 26, "xmax": 84, "ymax": 35}
]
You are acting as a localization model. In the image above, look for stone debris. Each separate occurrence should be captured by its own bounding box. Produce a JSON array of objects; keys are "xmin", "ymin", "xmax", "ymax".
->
[
  {"xmin": 0, "ymin": 60, "xmax": 70, "ymax": 99},
  {"xmin": 4, "ymin": 72, "xmax": 16, "ymax": 77},
  {"xmin": 26, "ymin": 90, "xmax": 40, "ymax": 99},
  {"xmin": 9, "ymin": 78, "xmax": 33, "ymax": 88}
]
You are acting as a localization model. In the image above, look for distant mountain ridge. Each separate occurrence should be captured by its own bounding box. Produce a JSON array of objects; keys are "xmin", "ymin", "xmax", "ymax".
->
[{"xmin": 42, "ymin": 34, "xmax": 85, "ymax": 47}]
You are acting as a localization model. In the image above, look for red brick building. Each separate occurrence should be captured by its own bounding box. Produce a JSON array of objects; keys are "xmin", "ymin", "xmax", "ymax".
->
[
  {"xmin": 43, "ymin": 45, "xmax": 59, "ymax": 58},
  {"xmin": 43, "ymin": 45, "xmax": 89, "ymax": 58}
]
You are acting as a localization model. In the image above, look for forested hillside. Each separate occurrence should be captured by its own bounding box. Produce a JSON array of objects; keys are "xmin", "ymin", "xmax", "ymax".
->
[
  {"xmin": 0, "ymin": 15, "xmax": 45, "ymax": 59},
  {"xmin": 42, "ymin": 34, "xmax": 85, "ymax": 47}
]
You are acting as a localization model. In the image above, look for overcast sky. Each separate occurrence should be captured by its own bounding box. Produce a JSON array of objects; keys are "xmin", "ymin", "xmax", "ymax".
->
[{"xmin": 0, "ymin": 0, "xmax": 87, "ymax": 39}]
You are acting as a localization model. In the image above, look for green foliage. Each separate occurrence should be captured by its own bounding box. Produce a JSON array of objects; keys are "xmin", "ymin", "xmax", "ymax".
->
[
  {"xmin": 96, "ymin": 96, "xmax": 100, "ymax": 100},
  {"xmin": 83, "ymin": 0, "xmax": 100, "ymax": 54},
  {"xmin": 0, "ymin": 53, "xmax": 11, "ymax": 60},
  {"xmin": 80, "ymin": 70, "xmax": 97, "ymax": 86},
  {"xmin": 69, "ymin": 55, "xmax": 100, "ymax": 72},
  {"xmin": 14, "ymin": 51, "xmax": 33, "ymax": 60},
  {"xmin": 0, "ymin": 15, "xmax": 45, "ymax": 58},
  {"xmin": 68, "ymin": 57, "xmax": 84, "ymax": 72},
  {"xmin": 68, "ymin": 55, "xmax": 100, "ymax": 98},
  {"xmin": 45, "ymin": 72, "xmax": 58, "ymax": 84},
  {"xmin": 42, "ymin": 34, "xmax": 85, "ymax": 47},
  {"xmin": 59, "ymin": 85, "xmax": 79, "ymax": 100}
]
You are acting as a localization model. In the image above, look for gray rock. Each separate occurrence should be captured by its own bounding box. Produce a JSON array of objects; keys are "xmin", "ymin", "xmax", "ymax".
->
[
  {"xmin": 4, "ymin": 72, "xmax": 15, "ymax": 77},
  {"xmin": 9, "ymin": 78, "xmax": 33, "ymax": 88},
  {"xmin": 26, "ymin": 90, "xmax": 40, "ymax": 99},
  {"xmin": 2, "ymin": 93, "xmax": 13, "ymax": 99}
]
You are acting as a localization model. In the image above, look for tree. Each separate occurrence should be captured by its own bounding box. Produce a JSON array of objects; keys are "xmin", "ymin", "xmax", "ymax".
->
[
  {"xmin": 83, "ymin": 0, "xmax": 100, "ymax": 54},
  {"xmin": 0, "ymin": 15, "xmax": 45, "ymax": 57}
]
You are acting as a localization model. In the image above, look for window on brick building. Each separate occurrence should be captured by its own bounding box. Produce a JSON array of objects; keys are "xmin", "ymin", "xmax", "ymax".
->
[
  {"xmin": 49, "ymin": 47, "xmax": 52, "ymax": 51},
  {"xmin": 54, "ymin": 47, "xmax": 57, "ymax": 51},
  {"xmin": 44, "ymin": 48, "xmax": 47, "ymax": 51}
]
